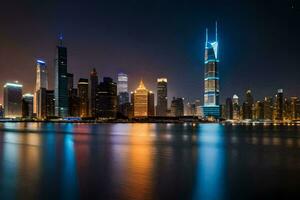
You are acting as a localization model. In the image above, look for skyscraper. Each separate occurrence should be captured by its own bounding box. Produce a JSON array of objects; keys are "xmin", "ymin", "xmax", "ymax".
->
[
  {"xmin": 96, "ymin": 77, "xmax": 117, "ymax": 118},
  {"xmin": 22, "ymin": 93, "xmax": 34, "ymax": 118},
  {"xmin": 263, "ymin": 97, "xmax": 273, "ymax": 120},
  {"xmin": 202, "ymin": 22, "xmax": 220, "ymax": 118},
  {"xmin": 225, "ymin": 97, "xmax": 233, "ymax": 120},
  {"xmin": 117, "ymin": 73, "xmax": 129, "ymax": 106},
  {"xmin": 254, "ymin": 101, "xmax": 264, "ymax": 120},
  {"xmin": 232, "ymin": 94, "xmax": 240, "ymax": 120},
  {"xmin": 133, "ymin": 80, "xmax": 149, "ymax": 117},
  {"xmin": 54, "ymin": 35, "xmax": 69, "ymax": 117},
  {"xmin": 34, "ymin": 59, "xmax": 48, "ymax": 114},
  {"xmin": 148, "ymin": 91, "xmax": 155, "ymax": 116},
  {"xmin": 46, "ymin": 90, "xmax": 55, "ymax": 117},
  {"xmin": 3, "ymin": 82, "xmax": 23, "ymax": 118},
  {"xmin": 90, "ymin": 68, "xmax": 98, "ymax": 117},
  {"xmin": 171, "ymin": 97, "xmax": 184, "ymax": 117},
  {"xmin": 290, "ymin": 97, "xmax": 300, "ymax": 120},
  {"xmin": 35, "ymin": 60, "xmax": 48, "ymax": 91},
  {"xmin": 156, "ymin": 78, "xmax": 168, "ymax": 116},
  {"xmin": 0, "ymin": 104, "xmax": 3, "ymax": 118},
  {"xmin": 243, "ymin": 90, "xmax": 254, "ymax": 120},
  {"xmin": 78, "ymin": 78, "xmax": 89, "ymax": 117},
  {"xmin": 274, "ymin": 89, "xmax": 283, "ymax": 121}
]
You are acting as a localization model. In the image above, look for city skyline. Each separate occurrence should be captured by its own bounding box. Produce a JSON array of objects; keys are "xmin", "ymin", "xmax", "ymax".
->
[{"xmin": 1, "ymin": 1, "xmax": 300, "ymax": 105}]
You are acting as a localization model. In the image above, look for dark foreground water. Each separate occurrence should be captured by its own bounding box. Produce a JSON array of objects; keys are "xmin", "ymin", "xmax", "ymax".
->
[{"xmin": 0, "ymin": 123, "xmax": 300, "ymax": 200}]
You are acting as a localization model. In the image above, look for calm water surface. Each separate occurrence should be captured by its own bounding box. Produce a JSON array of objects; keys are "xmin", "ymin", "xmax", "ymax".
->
[{"xmin": 0, "ymin": 123, "xmax": 300, "ymax": 200}]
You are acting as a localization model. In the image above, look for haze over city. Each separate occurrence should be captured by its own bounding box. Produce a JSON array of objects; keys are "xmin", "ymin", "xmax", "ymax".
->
[{"xmin": 1, "ymin": 0, "xmax": 300, "ymax": 104}]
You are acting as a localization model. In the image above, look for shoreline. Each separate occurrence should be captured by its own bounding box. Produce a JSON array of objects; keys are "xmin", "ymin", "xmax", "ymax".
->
[{"xmin": 0, "ymin": 119, "xmax": 299, "ymax": 126}]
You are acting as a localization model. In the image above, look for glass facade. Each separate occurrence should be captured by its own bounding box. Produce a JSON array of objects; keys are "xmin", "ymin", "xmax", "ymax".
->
[{"xmin": 202, "ymin": 23, "xmax": 220, "ymax": 118}]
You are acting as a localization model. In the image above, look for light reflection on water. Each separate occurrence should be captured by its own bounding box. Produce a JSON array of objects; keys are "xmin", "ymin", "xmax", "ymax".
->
[{"xmin": 0, "ymin": 123, "xmax": 299, "ymax": 199}]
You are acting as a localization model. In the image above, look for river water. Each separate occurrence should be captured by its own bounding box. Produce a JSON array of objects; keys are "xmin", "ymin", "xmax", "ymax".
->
[{"xmin": 0, "ymin": 122, "xmax": 299, "ymax": 199}]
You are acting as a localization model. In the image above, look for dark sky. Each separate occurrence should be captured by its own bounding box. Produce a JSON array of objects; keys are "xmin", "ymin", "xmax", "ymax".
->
[{"xmin": 0, "ymin": 0, "xmax": 299, "ymax": 104}]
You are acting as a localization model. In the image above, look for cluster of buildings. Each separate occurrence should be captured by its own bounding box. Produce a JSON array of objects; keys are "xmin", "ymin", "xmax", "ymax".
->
[
  {"xmin": 222, "ymin": 89, "xmax": 300, "ymax": 123},
  {"xmin": 1, "ymin": 23, "xmax": 299, "ymax": 123},
  {"xmin": 0, "ymin": 37, "xmax": 185, "ymax": 120}
]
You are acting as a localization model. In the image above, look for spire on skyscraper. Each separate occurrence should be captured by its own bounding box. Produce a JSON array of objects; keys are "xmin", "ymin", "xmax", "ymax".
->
[
  {"xmin": 215, "ymin": 21, "xmax": 218, "ymax": 42},
  {"xmin": 58, "ymin": 33, "xmax": 64, "ymax": 46}
]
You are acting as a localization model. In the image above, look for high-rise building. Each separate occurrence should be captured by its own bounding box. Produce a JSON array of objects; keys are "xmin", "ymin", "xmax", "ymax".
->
[
  {"xmin": 202, "ymin": 22, "xmax": 220, "ymax": 118},
  {"xmin": 133, "ymin": 80, "xmax": 149, "ymax": 117},
  {"xmin": 291, "ymin": 97, "xmax": 300, "ymax": 120},
  {"xmin": 69, "ymin": 88, "xmax": 80, "ymax": 117},
  {"xmin": 66, "ymin": 73, "xmax": 74, "ymax": 95},
  {"xmin": 22, "ymin": 93, "xmax": 34, "ymax": 118},
  {"xmin": 232, "ymin": 94, "xmax": 240, "ymax": 120},
  {"xmin": 37, "ymin": 88, "xmax": 55, "ymax": 119},
  {"xmin": 34, "ymin": 59, "xmax": 48, "ymax": 114},
  {"xmin": 46, "ymin": 90, "xmax": 55, "ymax": 117},
  {"xmin": 117, "ymin": 73, "xmax": 129, "ymax": 117},
  {"xmin": 283, "ymin": 98, "xmax": 292, "ymax": 120},
  {"xmin": 274, "ymin": 89, "xmax": 283, "ymax": 121},
  {"xmin": 78, "ymin": 78, "xmax": 89, "ymax": 117},
  {"xmin": 254, "ymin": 101, "xmax": 264, "ymax": 120},
  {"xmin": 263, "ymin": 97, "xmax": 273, "ymax": 120},
  {"xmin": 90, "ymin": 68, "xmax": 98, "ymax": 117},
  {"xmin": 171, "ymin": 97, "xmax": 184, "ymax": 117},
  {"xmin": 96, "ymin": 77, "xmax": 117, "ymax": 118},
  {"xmin": 3, "ymin": 82, "xmax": 23, "ymax": 118},
  {"xmin": 156, "ymin": 78, "xmax": 168, "ymax": 116},
  {"xmin": 225, "ymin": 97, "xmax": 233, "ymax": 120},
  {"xmin": 54, "ymin": 35, "xmax": 69, "ymax": 117},
  {"xmin": 0, "ymin": 104, "xmax": 3, "ymax": 118},
  {"xmin": 148, "ymin": 91, "xmax": 155, "ymax": 116},
  {"xmin": 243, "ymin": 90, "xmax": 254, "ymax": 120}
]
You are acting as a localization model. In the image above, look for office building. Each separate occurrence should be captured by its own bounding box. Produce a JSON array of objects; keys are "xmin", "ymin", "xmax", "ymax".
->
[
  {"xmin": 274, "ymin": 89, "xmax": 283, "ymax": 121},
  {"xmin": 254, "ymin": 101, "xmax": 264, "ymax": 120},
  {"xmin": 148, "ymin": 91, "xmax": 155, "ymax": 116},
  {"xmin": 263, "ymin": 97, "xmax": 273, "ymax": 120},
  {"xmin": 90, "ymin": 68, "xmax": 98, "ymax": 117},
  {"xmin": 243, "ymin": 90, "xmax": 254, "ymax": 120},
  {"xmin": 291, "ymin": 97, "xmax": 300, "ymax": 120},
  {"xmin": 54, "ymin": 35, "xmax": 69, "ymax": 117},
  {"xmin": 202, "ymin": 22, "xmax": 220, "ymax": 118},
  {"xmin": 0, "ymin": 104, "xmax": 3, "ymax": 118},
  {"xmin": 156, "ymin": 78, "xmax": 168, "ymax": 116},
  {"xmin": 96, "ymin": 77, "xmax": 117, "ymax": 118},
  {"xmin": 78, "ymin": 78, "xmax": 89, "ymax": 117},
  {"xmin": 225, "ymin": 97, "xmax": 233, "ymax": 120},
  {"xmin": 22, "ymin": 93, "xmax": 34, "ymax": 118},
  {"xmin": 34, "ymin": 59, "xmax": 48, "ymax": 114},
  {"xmin": 3, "ymin": 82, "xmax": 23, "ymax": 118},
  {"xmin": 171, "ymin": 97, "xmax": 184, "ymax": 117},
  {"xmin": 232, "ymin": 94, "xmax": 240, "ymax": 120},
  {"xmin": 133, "ymin": 80, "xmax": 149, "ymax": 117}
]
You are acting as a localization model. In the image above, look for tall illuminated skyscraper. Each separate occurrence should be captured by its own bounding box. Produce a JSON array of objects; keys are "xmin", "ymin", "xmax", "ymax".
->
[
  {"xmin": 133, "ymin": 80, "xmax": 149, "ymax": 117},
  {"xmin": 54, "ymin": 35, "xmax": 69, "ymax": 117},
  {"xmin": 78, "ymin": 78, "xmax": 89, "ymax": 117},
  {"xmin": 117, "ymin": 73, "xmax": 129, "ymax": 105},
  {"xmin": 34, "ymin": 59, "xmax": 48, "ymax": 117},
  {"xmin": 3, "ymin": 82, "xmax": 23, "ymax": 118},
  {"xmin": 202, "ymin": 22, "xmax": 220, "ymax": 118},
  {"xmin": 156, "ymin": 78, "xmax": 168, "ymax": 116},
  {"xmin": 274, "ymin": 89, "xmax": 283, "ymax": 121},
  {"xmin": 35, "ymin": 60, "xmax": 48, "ymax": 91}
]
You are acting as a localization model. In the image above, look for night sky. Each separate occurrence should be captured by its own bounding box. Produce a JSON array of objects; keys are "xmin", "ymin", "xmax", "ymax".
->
[{"xmin": 0, "ymin": 0, "xmax": 299, "ymax": 104}]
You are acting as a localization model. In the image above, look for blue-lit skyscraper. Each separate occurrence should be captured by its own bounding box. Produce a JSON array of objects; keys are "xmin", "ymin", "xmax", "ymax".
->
[
  {"xmin": 202, "ymin": 22, "xmax": 220, "ymax": 118},
  {"xmin": 54, "ymin": 35, "xmax": 69, "ymax": 117}
]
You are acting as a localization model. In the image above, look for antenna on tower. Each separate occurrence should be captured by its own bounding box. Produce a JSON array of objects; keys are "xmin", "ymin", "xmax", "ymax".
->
[
  {"xmin": 58, "ymin": 33, "xmax": 64, "ymax": 46},
  {"xmin": 215, "ymin": 21, "xmax": 218, "ymax": 42},
  {"xmin": 205, "ymin": 28, "xmax": 208, "ymax": 47}
]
